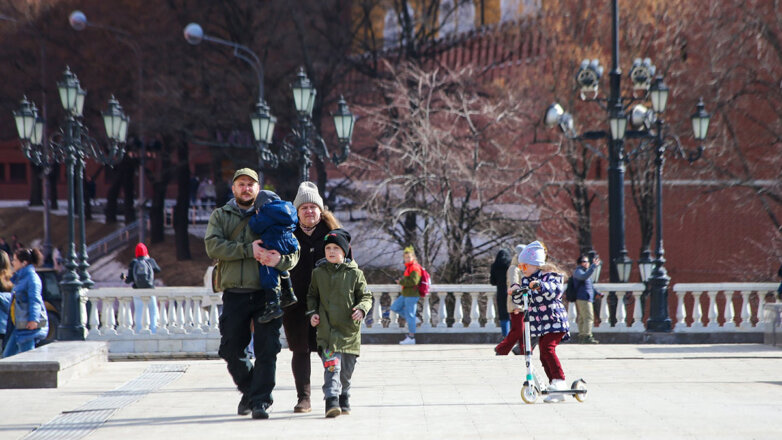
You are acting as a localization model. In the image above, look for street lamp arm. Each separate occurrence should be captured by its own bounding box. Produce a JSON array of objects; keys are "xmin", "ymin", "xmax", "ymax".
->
[{"xmin": 188, "ymin": 27, "xmax": 265, "ymax": 99}]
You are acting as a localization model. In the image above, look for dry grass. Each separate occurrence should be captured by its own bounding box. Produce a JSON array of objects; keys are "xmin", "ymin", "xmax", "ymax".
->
[{"xmin": 0, "ymin": 207, "xmax": 212, "ymax": 286}]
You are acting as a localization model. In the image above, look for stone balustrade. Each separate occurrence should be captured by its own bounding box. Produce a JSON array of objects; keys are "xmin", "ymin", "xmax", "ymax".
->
[{"xmin": 84, "ymin": 282, "xmax": 779, "ymax": 356}]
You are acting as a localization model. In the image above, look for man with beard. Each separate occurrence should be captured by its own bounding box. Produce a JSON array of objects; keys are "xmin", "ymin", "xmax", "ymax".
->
[{"xmin": 205, "ymin": 168, "xmax": 300, "ymax": 419}]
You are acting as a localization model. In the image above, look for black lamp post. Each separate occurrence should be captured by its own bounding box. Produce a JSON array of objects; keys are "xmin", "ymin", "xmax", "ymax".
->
[
  {"xmin": 184, "ymin": 23, "xmax": 355, "ymax": 184},
  {"xmin": 14, "ymin": 67, "xmax": 128, "ymax": 340},
  {"xmin": 543, "ymin": 0, "xmax": 642, "ymax": 284},
  {"xmin": 543, "ymin": 1, "xmax": 710, "ymax": 330},
  {"xmin": 637, "ymin": 78, "xmax": 710, "ymax": 331}
]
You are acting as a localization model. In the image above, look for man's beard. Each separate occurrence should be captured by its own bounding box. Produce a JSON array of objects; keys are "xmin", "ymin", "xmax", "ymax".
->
[{"xmin": 236, "ymin": 196, "xmax": 255, "ymax": 209}]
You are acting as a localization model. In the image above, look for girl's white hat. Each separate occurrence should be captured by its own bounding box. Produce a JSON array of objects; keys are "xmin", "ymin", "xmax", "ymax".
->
[{"xmin": 519, "ymin": 241, "xmax": 545, "ymax": 266}]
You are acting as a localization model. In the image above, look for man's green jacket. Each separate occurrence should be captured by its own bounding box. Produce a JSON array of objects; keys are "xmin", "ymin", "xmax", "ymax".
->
[{"xmin": 205, "ymin": 200, "xmax": 299, "ymax": 291}]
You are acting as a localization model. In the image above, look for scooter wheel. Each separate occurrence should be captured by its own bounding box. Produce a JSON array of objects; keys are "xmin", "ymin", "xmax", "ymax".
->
[
  {"xmin": 521, "ymin": 384, "xmax": 539, "ymax": 404},
  {"xmin": 572, "ymin": 379, "xmax": 588, "ymax": 402}
]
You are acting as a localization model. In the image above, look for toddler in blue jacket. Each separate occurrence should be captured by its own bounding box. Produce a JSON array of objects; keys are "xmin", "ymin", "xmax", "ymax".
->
[{"xmin": 250, "ymin": 190, "xmax": 299, "ymax": 323}]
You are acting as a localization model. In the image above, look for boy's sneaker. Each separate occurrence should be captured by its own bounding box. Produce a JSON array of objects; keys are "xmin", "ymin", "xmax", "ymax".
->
[
  {"xmin": 252, "ymin": 402, "xmax": 271, "ymax": 419},
  {"xmin": 399, "ymin": 335, "xmax": 416, "ymax": 345},
  {"xmin": 511, "ymin": 345, "xmax": 522, "ymax": 355},
  {"xmin": 338, "ymin": 394, "xmax": 351, "ymax": 415},
  {"xmin": 257, "ymin": 303, "xmax": 284, "ymax": 324},
  {"xmin": 544, "ymin": 379, "xmax": 567, "ymax": 403},
  {"xmin": 237, "ymin": 394, "xmax": 251, "ymax": 416},
  {"xmin": 325, "ymin": 397, "xmax": 341, "ymax": 418}
]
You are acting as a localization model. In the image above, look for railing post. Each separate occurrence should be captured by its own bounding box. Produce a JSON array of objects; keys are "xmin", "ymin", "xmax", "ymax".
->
[
  {"xmin": 453, "ymin": 291, "xmax": 464, "ymax": 328},
  {"xmin": 436, "ymin": 291, "xmax": 447, "ymax": 328},
  {"xmin": 468, "ymin": 293, "xmax": 480, "ymax": 328},
  {"xmin": 740, "ymin": 290, "xmax": 753, "ymax": 329},
  {"xmin": 706, "ymin": 290, "xmax": 720, "ymax": 329}
]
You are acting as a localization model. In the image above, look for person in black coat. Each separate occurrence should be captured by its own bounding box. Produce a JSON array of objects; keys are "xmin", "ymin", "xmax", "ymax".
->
[{"xmin": 490, "ymin": 248, "xmax": 513, "ymax": 337}]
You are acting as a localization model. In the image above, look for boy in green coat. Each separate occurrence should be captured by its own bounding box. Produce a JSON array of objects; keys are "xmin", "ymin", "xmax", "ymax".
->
[{"xmin": 307, "ymin": 228, "xmax": 372, "ymax": 418}]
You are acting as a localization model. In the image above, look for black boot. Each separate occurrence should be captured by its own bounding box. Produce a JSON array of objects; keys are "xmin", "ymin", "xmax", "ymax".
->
[
  {"xmin": 325, "ymin": 396, "xmax": 341, "ymax": 418},
  {"xmin": 280, "ymin": 272, "xmax": 298, "ymax": 308},
  {"xmin": 339, "ymin": 394, "xmax": 351, "ymax": 415},
  {"xmin": 257, "ymin": 289, "xmax": 284, "ymax": 324}
]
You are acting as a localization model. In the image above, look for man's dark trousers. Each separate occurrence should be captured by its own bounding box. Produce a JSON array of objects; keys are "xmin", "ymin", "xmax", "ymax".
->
[{"xmin": 219, "ymin": 290, "xmax": 282, "ymax": 407}]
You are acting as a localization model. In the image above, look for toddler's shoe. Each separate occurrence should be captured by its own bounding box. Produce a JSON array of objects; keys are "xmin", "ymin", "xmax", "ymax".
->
[
  {"xmin": 280, "ymin": 289, "xmax": 298, "ymax": 308},
  {"xmin": 257, "ymin": 303, "xmax": 284, "ymax": 324}
]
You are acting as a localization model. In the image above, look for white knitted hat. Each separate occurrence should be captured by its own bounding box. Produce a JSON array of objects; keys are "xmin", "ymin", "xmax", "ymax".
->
[
  {"xmin": 293, "ymin": 181, "xmax": 324, "ymax": 210},
  {"xmin": 519, "ymin": 241, "xmax": 546, "ymax": 266}
]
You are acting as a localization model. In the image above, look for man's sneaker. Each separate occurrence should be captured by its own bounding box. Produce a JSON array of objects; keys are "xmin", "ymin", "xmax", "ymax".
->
[
  {"xmin": 544, "ymin": 379, "xmax": 567, "ymax": 403},
  {"xmin": 511, "ymin": 345, "xmax": 521, "ymax": 355},
  {"xmin": 257, "ymin": 304, "xmax": 284, "ymax": 324},
  {"xmin": 584, "ymin": 335, "xmax": 600, "ymax": 344},
  {"xmin": 338, "ymin": 394, "xmax": 351, "ymax": 415},
  {"xmin": 399, "ymin": 335, "xmax": 416, "ymax": 345},
  {"xmin": 325, "ymin": 397, "xmax": 341, "ymax": 418},
  {"xmin": 237, "ymin": 394, "xmax": 251, "ymax": 416},
  {"xmin": 252, "ymin": 402, "xmax": 271, "ymax": 419}
]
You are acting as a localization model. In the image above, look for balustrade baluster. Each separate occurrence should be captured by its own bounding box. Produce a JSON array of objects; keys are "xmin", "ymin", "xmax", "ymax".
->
[
  {"xmin": 740, "ymin": 291, "xmax": 753, "ymax": 329},
  {"xmin": 453, "ymin": 292, "xmax": 464, "ymax": 328},
  {"xmin": 157, "ymin": 296, "xmax": 170, "ymax": 335},
  {"xmin": 139, "ymin": 296, "xmax": 151, "ymax": 334},
  {"xmin": 693, "ymin": 292, "xmax": 705, "ymax": 328},
  {"xmin": 119, "ymin": 296, "xmax": 134, "ymax": 334},
  {"xmin": 675, "ymin": 290, "xmax": 686, "ymax": 329},
  {"xmin": 485, "ymin": 291, "xmax": 496, "ymax": 329},
  {"xmin": 88, "ymin": 298, "xmax": 100, "ymax": 337},
  {"xmin": 630, "ymin": 291, "xmax": 644, "ymax": 331},
  {"xmin": 436, "ymin": 292, "xmax": 447, "ymax": 328},
  {"xmin": 422, "ymin": 295, "xmax": 432, "ymax": 329},
  {"xmin": 615, "ymin": 294, "xmax": 627, "ymax": 330},
  {"xmin": 599, "ymin": 296, "xmax": 609, "ymax": 328},
  {"xmin": 724, "ymin": 291, "xmax": 737, "ymax": 328},
  {"xmin": 370, "ymin": 292, "xmax": 382, "ymax": 328},
  {"xmin": 706, "ymin": 291, "xmax": 720, "ymax": 328},
  {"xmin": 468, "ymin": 294, "xmax": 480, "ymax": 328}
]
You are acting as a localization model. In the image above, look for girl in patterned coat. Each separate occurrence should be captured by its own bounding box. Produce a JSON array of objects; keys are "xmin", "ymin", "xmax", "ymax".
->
[{"xmin": 513, "ymin": 240, "xmax": 571, "ymax": 403}]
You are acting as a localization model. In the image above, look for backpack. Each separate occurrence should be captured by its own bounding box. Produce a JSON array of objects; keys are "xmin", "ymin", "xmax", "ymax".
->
[
  {"xmin": 418, "ymin": 267, "xmax": 431, "ymax": 297},
  {"xmin": 132, "ymin": 258, "xmax": 155, "ymax": 289},
  {"xmin": 564, "ymin": 276, "xmax": 577, "ymax": 302}
]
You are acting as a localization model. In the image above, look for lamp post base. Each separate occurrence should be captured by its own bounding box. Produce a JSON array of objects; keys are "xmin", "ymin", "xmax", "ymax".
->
[
  {"xmin": 57, "ymin": 282, "xmax": 87, "ymax": 341},
  {"xmin": 647, "ymin": 271, "xmax": 673, "ymax": 333}
]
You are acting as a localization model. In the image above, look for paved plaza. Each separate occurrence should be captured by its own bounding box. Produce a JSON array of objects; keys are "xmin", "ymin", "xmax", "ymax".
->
[{"xmin": 1, "ymin": 343, "xmax": 781, "ymax": 440}]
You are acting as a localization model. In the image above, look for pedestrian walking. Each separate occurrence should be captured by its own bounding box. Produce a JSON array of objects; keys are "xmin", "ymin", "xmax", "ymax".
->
[
  {"xmin": 513, "ymin": 241, "xmax": 571, "ymax": 403},
  {"xmin": 392, "ymin": 246, "xmax": 422, "ymax": 345},
  {"xmin": 490, "ymin": 248, "xmax": 513, "ymax": 337},
  {"xmin": 571, "ymin": 254, "xmax": 601, "ymax": 343},
  {"xmin": 307, "ymin": 228, "xmax": 372, "ymax": 417},
  {"xmin": 0, "ymin": 250, "xmax": 14, "ymax": 350},
  {"xmin": 122, "ymin": 243, "xmax": 161, "ymax": 333},
  {"xmin": 285, "ymin": 181, "xmax": 345, "ymax": 413},
  {"xmin": 2, "ymin": 248, "xmax": 48, "ymax": 358},
  {"xmin": 205, "ymin": 168, "xmax": 299, "ymax": 420}
]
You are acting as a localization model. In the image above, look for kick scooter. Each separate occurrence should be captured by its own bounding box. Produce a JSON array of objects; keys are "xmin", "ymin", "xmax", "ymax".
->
[{"xmin": 512, "ymin": 286, "xmax": 588, "ymax": 404}]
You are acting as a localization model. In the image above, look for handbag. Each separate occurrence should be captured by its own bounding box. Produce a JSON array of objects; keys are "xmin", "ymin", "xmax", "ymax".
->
[{"xmin": 211, "ymin": 216, "xmax": 251, "ymax": 293}]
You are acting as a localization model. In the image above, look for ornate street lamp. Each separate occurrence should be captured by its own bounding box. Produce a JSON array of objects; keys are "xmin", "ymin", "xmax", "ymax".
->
[
  {"xmin": 14, "ymin": 67, "xmax": 128, "ymax": 340},
  {"xmin": 542, "ymin": 1, "xmax": 710, "ymax": 330},
  {"xmin": 184, "ymin": 23, "xmax": 356, "ymax": 184}
]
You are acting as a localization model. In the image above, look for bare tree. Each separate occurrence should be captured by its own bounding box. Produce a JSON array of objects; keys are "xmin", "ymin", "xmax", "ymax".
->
[{"xmin": 351, "ymin": 63, "xmax": 551, "ymax": 282}]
